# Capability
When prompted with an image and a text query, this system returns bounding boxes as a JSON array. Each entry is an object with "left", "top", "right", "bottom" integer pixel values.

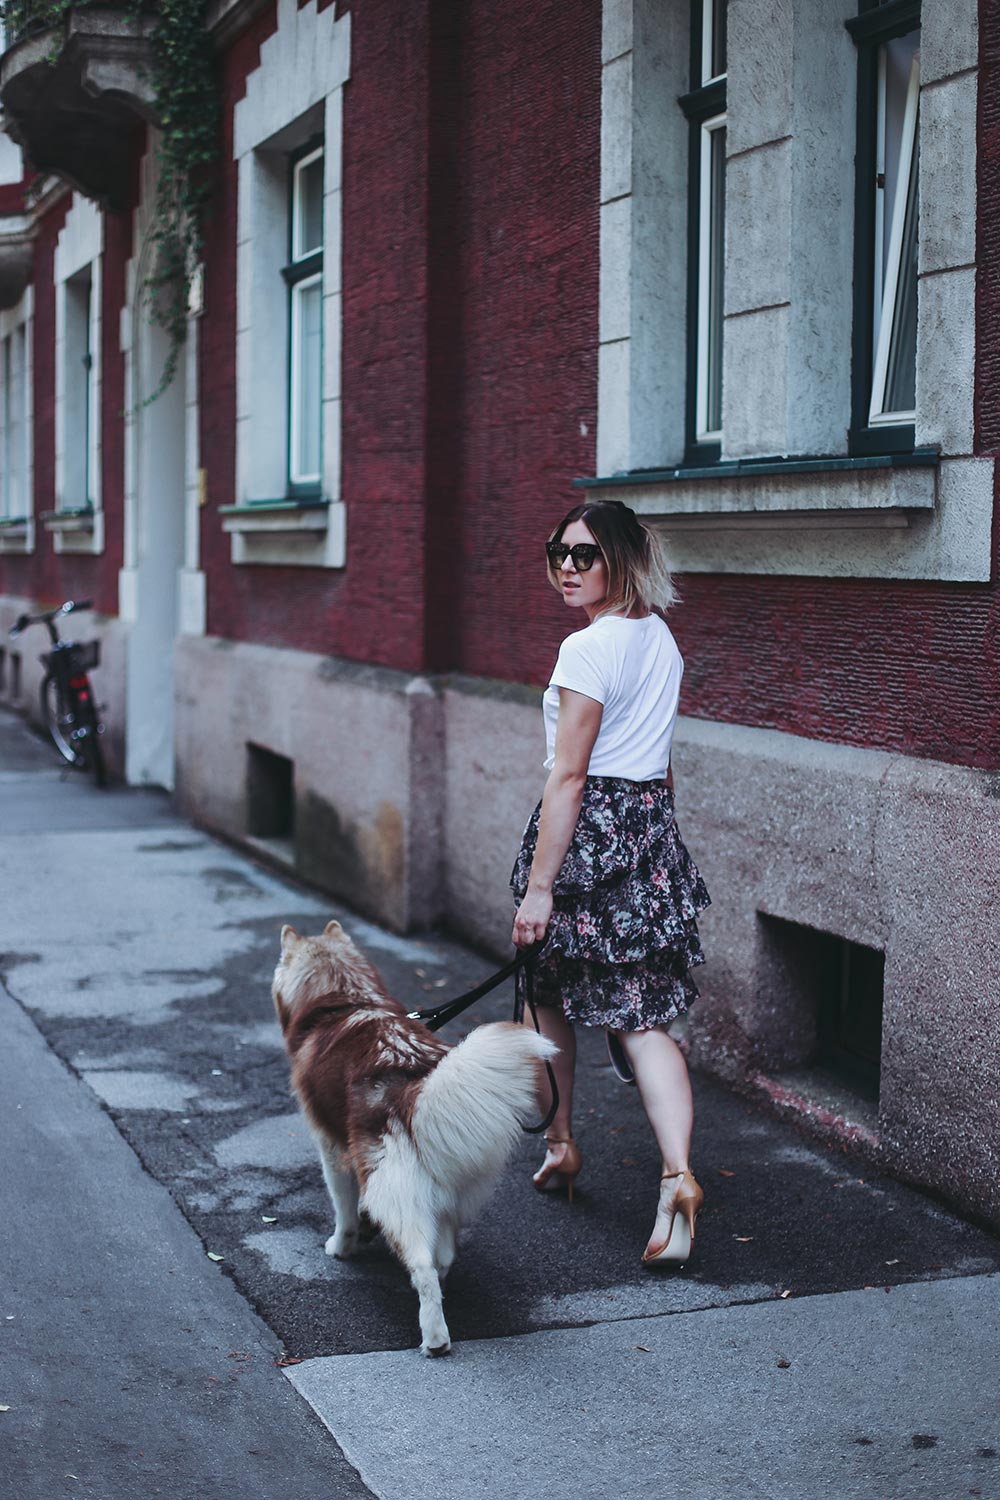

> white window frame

[
  {"left": 868, "top": 40, "right": 920, "bottom": 427},
  {"left": 701, "top": 0, "right": 726, "bottom": 87},
  {"left": 0, "top": 288, "right": 33, "bottom": 553},
  {"left": 230, "top": 0, "right": 350, "bottom": 568},
  {"left": 2, "top": 324, "right": 27, "bottom": 517},
  {"left": 62, "top": 265, "right": 99, "bottom": 505},
  {"left": 52, "top": 194, "right": 104, "bottom": 554},
  {"left": 695, "top": 112, "right": 726, "bottom": 445},
  {"left": 287, "top": 143, "right": 324, "bottom": 491}
]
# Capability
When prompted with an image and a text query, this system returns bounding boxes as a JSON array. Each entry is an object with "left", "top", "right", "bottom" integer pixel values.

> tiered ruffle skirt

[{"left": 510, "top": 776, "right": 711, "bottom": 1032}]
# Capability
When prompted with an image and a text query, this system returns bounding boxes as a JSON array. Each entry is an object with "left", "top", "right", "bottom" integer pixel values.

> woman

[{"left": 510, "top": 499, "right": 710, "bottom": 1266}]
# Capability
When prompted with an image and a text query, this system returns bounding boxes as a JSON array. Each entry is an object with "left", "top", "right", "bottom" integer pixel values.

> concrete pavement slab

[
  {"left": 288, "top": 1274, "right": 1000, "bottom": 1500},
  {"left": 0, "top": 987, "right": 373, "bottom": 1500}
]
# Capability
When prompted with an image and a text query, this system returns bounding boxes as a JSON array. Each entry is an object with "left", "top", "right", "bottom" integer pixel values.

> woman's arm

[{"left": 512, "top": 688, "right": 603, "bottom": 948}]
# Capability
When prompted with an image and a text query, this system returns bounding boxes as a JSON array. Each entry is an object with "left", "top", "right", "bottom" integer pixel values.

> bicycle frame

[{"left": 9, "top": 599, "right": 106, "bottom": 785}]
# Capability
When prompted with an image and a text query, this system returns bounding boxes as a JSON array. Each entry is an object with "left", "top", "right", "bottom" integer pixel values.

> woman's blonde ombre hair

[{"left": 546, "top": 500, "right": 678, "bottom": 618}]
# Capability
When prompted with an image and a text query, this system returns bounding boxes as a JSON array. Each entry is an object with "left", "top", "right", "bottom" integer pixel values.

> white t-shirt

[{"left": 542, "top": 613, "right": 683, "bottom": 780}]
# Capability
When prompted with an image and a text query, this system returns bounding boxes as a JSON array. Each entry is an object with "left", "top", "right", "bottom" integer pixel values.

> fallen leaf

[
  {"left": 415, "top": 968, "right": 426, "bottom": 978},
  {"left": 776, "top": 1359, "right": 791, "bottom": 1369},
  {"left": 735, "top": 1236, "right": 754, "bottom": 1243},
  {"left": 718, "top": 1169, "right": 735, "bottom": 1178},
  {"left": 275, "top": 1354, "right": 303, "bottom": 1368},
  {"left": 261, "top": 1216, "right": 278, "bottom": 1224},
  {"left": 207, "top": 1252, "right": 224, "bottom": 1263},
  {"left": 632, "top": 1345, "right": 651, "bottom": 1353}
]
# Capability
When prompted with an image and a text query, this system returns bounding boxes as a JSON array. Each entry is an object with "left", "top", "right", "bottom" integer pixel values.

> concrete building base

[{"left": 173, "top": 635, "right": 444, "bottom": 933}]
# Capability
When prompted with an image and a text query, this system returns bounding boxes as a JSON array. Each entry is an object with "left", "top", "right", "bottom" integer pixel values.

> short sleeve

[{"left": 549, "top": 627, "right": 610, "bottom": 705}]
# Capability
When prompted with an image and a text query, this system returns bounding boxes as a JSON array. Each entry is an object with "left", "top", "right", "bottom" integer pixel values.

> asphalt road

[{"left": 3, "top": 709, "right": 1000, "bottom": 1499}]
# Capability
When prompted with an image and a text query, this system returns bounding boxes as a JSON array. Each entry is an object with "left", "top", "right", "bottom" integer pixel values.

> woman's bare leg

[
  {"left": 615, "top": 1026, "right": 697, "bottom": 1256},
  {"left": 527, "top": 1003, "right": 577, "bottom": 1139},
  {"left": 615, "top": 1025, "right": 693, "bottom": 1173}
]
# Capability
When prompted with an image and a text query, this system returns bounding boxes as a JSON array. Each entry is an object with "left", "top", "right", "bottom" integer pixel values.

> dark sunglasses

[{"left": 546, "top": 541, "right": 603, "bottom": 572}]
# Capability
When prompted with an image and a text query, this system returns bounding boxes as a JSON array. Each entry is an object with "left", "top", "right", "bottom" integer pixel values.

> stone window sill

[
  {"left": 42, "top": 505, "right": 95, "bottom": 534},
  {"left": 220, "top": 498, "right": 345, "bottom": 567},
  {"left": 575, "top": 449, "right": 940, "bottom": 530},
  {"left": 41, "top": 505, "right": 105, "bottom": 554},
  {"left": 0, "top": 515, "right": 33, "bottom": 553}
]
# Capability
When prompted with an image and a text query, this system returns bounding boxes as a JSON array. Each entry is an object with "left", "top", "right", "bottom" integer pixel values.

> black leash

[{"left": 407, "top": 946, "right": 559, "bottom": 1135}]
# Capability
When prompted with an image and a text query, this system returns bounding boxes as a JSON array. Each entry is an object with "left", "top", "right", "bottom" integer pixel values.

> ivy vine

[{"left": 2, "top": 0, "right": 218, "bottom": 403}]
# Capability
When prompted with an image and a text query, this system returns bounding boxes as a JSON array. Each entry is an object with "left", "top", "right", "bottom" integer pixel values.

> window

[
  {"left": 681, "top": 0, "right": 727, "bottom": 462},
  {"left": 1, "top": 323, "right": 27, "bottom": 519},
  {"left": 848, "top": 2, "right": 920, "bottom": 454},
  {"left": 50, "top": 194, "right": 103, "bottom": 552},
  {"left": 63, "top": 265, "right": 97, "bottom": 507},
  {"left": 285, "top": 142, "right": 324, "bottom": 494},
  {"left": 229, "top": 0, "right": 347, "bottom": 565}
]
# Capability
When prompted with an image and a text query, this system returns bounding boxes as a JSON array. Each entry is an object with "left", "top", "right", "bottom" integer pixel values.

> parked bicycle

[{"left": 9, "top": 599, "right": 106, "bottom": 786}]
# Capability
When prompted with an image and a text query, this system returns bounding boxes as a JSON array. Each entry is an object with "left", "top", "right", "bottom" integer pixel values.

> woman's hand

[{"left": 512, "top": 886, "right": 553, "bottom": 949}]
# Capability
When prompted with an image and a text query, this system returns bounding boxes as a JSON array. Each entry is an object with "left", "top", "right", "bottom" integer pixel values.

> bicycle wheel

[
  {"left": 41, "top": 673, "right": 78, "bottom": 766},
  {"left": 75, "top": 692, "right": 107, "bottom": 788}
]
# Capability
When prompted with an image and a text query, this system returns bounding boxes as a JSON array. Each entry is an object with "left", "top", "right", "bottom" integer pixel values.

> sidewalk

[{"left": 2, "top": 708, "right": 999, "bottom": 1499}]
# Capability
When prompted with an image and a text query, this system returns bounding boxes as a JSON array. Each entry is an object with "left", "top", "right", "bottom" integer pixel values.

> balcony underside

[{"left": 0, "top": 8, "right": 157, "bottom": 210}]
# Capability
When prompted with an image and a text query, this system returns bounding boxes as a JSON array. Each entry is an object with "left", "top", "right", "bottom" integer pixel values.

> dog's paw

[
  {"left": 421, "top": 1339, "right": 452, "bottom": 1358},
  {"left": 325, "top": 1229, "right": 359, "bottom": 1260}
]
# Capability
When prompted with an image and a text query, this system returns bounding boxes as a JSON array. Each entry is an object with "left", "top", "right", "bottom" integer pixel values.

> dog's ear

[
  {"left": 280, "top": 924, "right": 301, "bottom": 957},
  {"left": 324, "top": 919, "right": 344, "bottom": 938}
]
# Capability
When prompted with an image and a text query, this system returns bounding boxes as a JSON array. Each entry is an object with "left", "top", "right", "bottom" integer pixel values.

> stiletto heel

[
  {"left": 641, "top": 1169, "right": 703, "bottom": 1266},
  {"left": 532, "top": 1135, "right": 582, "bottom": 1201}
]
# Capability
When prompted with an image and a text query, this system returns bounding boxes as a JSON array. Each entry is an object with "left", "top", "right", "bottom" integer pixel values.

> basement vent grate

[
  {"left": 758, "top": 914, "right": 885, "bottom": 1104},
  {"left": 246, "top": 743, "right": 295, "bottom": 860}
]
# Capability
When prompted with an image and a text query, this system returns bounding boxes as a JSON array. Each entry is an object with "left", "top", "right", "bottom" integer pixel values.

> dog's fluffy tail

[{"left": 410, "top": 1021, "right": 557, "bottom": 1192}]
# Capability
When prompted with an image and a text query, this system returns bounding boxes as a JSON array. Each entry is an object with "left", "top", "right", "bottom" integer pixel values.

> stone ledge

[
  {"left": 577, "top": 452, "right": 938, "bottom": 528},
  {"left": 220, "top": 499, "right": 330, "bottom": 535},
  {"left": 41, "top": 506, "right": 95, "bottom": 535},
  {"left": 222, "top": 498, "right": 346, "bottom": 568},
  {"left": 0, "top": 516, "right": 32, "bottom": 552}
]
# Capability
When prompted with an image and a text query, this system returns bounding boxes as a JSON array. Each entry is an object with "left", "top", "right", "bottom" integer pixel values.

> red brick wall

[
  {"left": 0, "top": 180, "right": 132, "bottom": 615},
  {"left": 200, "top": 0, "right": 433, "bottom": 671},
  {"left": 198, "top": 0, "right": 600, "bottom": 675},
  {"left": 424, "top": 0, "right": 602, "bottom": 677}
]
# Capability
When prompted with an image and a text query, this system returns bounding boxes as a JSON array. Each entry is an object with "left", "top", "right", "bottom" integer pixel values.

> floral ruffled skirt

[{"left": 510, "top": 776, "right": 711, "bottom": 1033}]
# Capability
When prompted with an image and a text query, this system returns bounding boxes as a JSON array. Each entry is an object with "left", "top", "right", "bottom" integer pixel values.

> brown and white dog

[{"left": 273, "top": 919, "right": 556, "bottom": 1356}]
